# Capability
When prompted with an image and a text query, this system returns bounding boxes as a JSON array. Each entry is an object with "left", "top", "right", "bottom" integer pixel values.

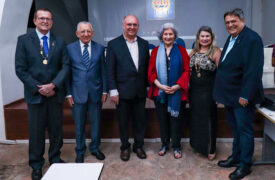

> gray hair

[
  {"left": 76, "top": 21, "right": 93, "bottom": 31},
  {"left": 157, "top": 23, "right": 178, "bottom": 42},
  {"left": 224, "top": 8, "right": 244, "bottom": 20}
]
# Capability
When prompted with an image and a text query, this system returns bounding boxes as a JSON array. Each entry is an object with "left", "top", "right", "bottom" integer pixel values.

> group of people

[{"left": 15, "top": 7, "right": 264, "bottom": 180}]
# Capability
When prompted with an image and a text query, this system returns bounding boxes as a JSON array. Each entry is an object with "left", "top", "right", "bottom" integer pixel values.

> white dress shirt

[
  {"left": 79, "top": 40, "right": 91, "bottom": 58},
  {"left": 109, "top": 36, "right": 139, "bottom": 97},
  {"left": 221, "top": 35, "right": 238, "bottom": 62},
  {"left": 125, "top": 36, "right": 139, "bottom": 70},
  {"left": 35, "top": 28, "right": 50, "bottom": 49}
]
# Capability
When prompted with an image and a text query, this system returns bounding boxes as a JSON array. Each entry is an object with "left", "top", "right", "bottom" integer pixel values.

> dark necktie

[
  {"left": 82, "top": 44, "right": 90, "bottom": 67},
  {"left": 42, "top": 36, "right": 49, "bottom": 56}
]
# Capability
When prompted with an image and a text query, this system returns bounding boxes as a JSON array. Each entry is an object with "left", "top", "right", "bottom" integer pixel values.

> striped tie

[{"left": 82, "top": 44, "right": 90, "bottom": 68}]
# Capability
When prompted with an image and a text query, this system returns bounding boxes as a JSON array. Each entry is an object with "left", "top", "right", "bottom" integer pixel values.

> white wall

[
  {"left": 0, "top": 0, "right": 6, "bottom": 140},
  {"left": 262, "top": 0, "right": 275, "bottom": 45},
  {"left": 0, "top": 0, "right": 5, "bottom": 26},
  {"left": 0, "top": 0, "right": 33, "bottom": 104},
  {"left": 251, "top": 0, "right": 262, "bottom": 36},
  {"left": 0, "top": 0, "right": 33, "bottom": 140}
]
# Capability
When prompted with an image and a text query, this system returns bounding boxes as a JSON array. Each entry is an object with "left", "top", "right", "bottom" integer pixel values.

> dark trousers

[
  {"left": 116, "top": 97, "right": 146, "bottom": 150},
  {"left": 154, "top": 100, "right": 185, "bottom": 149},
  {"left": 72, "top": 101, "right": 102, "bottom": 154},
  {"left": 28, "top": 100, "right": 63, "bottom": 170},
  {"left": 225, "top": 105, "right": 255, "bottom": 167}
]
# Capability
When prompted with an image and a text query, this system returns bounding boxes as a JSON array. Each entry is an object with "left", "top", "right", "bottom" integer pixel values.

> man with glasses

[
  {"left": 15, "top": 8, "right": 70, "bottom": 180},
  {"left": 213, "top": 8, "right": 264, "bottom": 179},
  {"left": 106, "top": 15, "right": 150, "bottom": 161},
  {"left": 66, "top": 21, "right": 107, "bottom": 163}
]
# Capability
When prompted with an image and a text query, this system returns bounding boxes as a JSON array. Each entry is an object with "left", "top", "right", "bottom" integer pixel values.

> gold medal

[
  {"left": 43, "top": 59, "right": 48, "bottom": 65},
  {"left": 40, "top": 43, "right": 48, "bottom": 65},
  {"left": 197, "top": 73, "right": 201, "bottom": 78}
]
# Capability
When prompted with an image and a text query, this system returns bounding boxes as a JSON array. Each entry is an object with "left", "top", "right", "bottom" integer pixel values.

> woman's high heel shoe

[{"left": 208, "top": 153, "right": 216, "bottom": 161}]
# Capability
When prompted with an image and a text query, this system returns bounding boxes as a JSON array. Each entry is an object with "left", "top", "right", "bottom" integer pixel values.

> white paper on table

[
  {"left": 42, "top": 163, "right": 104, "bottom": 180},
  {"left": 257, "top": 106, "right": 275, "bottom": 123}
]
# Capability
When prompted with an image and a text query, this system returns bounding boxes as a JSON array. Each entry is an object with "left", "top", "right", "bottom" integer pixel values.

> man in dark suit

[
  {"left": 213, "top": 8, "right": 264, "bottom": 180},
  {"left": 106, "top": 15, "right": 150, "bottom": 161},
  {"left": 66, "top": 21, "right": 107, "bottom": 163},
  {"left": 15, "top": 8, "right": 70, "bottom": 180}
]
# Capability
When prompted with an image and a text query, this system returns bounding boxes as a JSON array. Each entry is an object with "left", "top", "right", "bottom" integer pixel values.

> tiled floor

[{"left": 0, "top": 141, "right": 274, "bottom": 180}]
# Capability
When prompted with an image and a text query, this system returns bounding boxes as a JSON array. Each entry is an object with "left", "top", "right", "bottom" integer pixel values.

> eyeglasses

[
  {"left": 37, "top": 17, "right": 52, "bottom": 22},
  {"left": 79, "top": 30, "right": 94, "bottom": 34},
  {"left": 126, "top": 23, "right": 138, "bottom": 27}
]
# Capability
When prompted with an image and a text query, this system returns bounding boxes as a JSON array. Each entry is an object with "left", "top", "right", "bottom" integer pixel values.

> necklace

[
  {"left": 40, "top": 43, "right": 48, "bottom": 65},
  {"left": 194, "top": 53, "right": 204, "bottom": 78},
  {"left": 195, "top": 63, "right": 201, "bottom": 78}
]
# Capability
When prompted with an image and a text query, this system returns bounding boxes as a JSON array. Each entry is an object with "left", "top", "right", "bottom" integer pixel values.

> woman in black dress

[{"left": 189, "top": 26, "right": 221, "bottom": 160}]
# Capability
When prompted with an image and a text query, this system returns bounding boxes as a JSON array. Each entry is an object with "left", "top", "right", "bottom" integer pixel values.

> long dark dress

[{"left": 189, "top": 52, "right": 217, "bottom": 156}]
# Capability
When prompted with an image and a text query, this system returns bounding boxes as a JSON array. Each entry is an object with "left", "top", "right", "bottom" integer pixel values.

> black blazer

[
  {"left": 15, "top": 31, "right": 70, "bottom": 104},
  {"left": 213, "top": 26, "right": 264, "bottom": 107},
  {"left": 106, "top": 35, "right": 150, "bottom": 99}
]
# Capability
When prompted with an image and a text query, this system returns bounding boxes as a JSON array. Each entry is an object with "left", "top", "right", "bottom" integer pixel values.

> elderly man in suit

[
  {"left": 66, "top": 21, "right": 107, "bottom": 163},
  {"left": 213, "top": 8, "right": 264, "bottom": 180},
  {"left": 15, "top": 8, "right": 70, "bottom": 180},
  {"left": 106, "top": 15, "right": 150, "bottom": 161}
]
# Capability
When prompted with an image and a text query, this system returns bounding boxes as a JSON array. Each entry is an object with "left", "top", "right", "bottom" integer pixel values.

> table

[
  {"left": 42, "top": 163, "right": 103, "bottom": 180},
  {"left": 254, "top": 106, "right": 275, "bottom": 165}
]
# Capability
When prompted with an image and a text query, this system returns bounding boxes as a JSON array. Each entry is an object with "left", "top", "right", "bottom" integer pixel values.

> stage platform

[{"left": 5, "top": 88, "right": 274, "bottom": 140}]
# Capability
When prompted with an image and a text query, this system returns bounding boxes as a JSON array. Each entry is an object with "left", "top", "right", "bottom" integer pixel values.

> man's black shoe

[
  {"left": 133, "top": 148, "right": 147, "bottom": 159},
  {"left": 91, "top": 150, "right": 105, "bottom": 160},
  {"left": 218, "top": 156, "right": 239, "bottom": 168},
  {"left": 75, "top": 154, "right": 84, "bottom": 163},
  {"left": 229, "top": 166, "right": 251, "bottom": 180},
  {"left": 31, "top": 169, "right": 42, "bottom": 180},
  {"left": 120, "top": 148, "right": 130, "bottom": 161}
]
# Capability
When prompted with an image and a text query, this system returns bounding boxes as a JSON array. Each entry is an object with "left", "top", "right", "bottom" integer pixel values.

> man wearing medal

[{"left": 15, "top": 8, "right": 70, "bottom": 180}]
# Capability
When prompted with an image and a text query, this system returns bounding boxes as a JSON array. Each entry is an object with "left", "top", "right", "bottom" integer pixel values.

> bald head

[
  {"left": 123, "top": 15, "right": 138, "bottom": 23},
  {"left": 122, "top": 15, "right": 139, "bottom": 40}
]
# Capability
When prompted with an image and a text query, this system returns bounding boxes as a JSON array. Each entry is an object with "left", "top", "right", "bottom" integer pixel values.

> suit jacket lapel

[
  {"left": 137, "top": 37, "right": 143, "bottom": 71},
  {"left": 76, "top": 41, "right": 83, "bottom": 63},
  {"left": 48, "top": 33, "right": 56, "bottom": 62},
  {"left": 119, "top": 35, "right": 137, "bottom": 71},
  {"left": 218, "top": 36, "right": 230, "bottom": 66},
  {"left": 230, "top": 26, "right": 246, "bottom": 51},
  {"left": 89, "top": 41, "right": 96, "bottom": 68},
  {"left": 30, "top": 31, "right": 41, "bottom": 57},
  {"left": 220, "top": 26, "right": 247, "bottom": 65},
  {"left": 72, "top": 41, "right": 87, "bottom": 70}
]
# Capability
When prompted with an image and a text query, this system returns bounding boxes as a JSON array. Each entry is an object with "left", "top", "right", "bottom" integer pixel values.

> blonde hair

[{"left": 190, "top": 26, "right": 219, "bottom": 59}]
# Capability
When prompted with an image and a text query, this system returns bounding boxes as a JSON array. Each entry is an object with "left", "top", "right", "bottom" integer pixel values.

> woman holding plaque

[
  {"left": 148, "top": 23, "right": 190, "bottom": 159},
  {"left": 189, "top": 26, "right": 221, "bottom": 160}
]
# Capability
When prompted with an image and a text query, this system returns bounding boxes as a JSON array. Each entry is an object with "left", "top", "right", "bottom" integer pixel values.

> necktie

[
  {"left": 42, "top": 36, "right": 49, "bottom": 56},
  {"left": 82, "top": 44, "right": 90, "bottom": 68}
]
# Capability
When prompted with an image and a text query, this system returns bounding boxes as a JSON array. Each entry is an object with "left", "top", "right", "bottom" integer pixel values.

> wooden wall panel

[{"left": 4, "top": 99, "right": 264, "bottom": 140}]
